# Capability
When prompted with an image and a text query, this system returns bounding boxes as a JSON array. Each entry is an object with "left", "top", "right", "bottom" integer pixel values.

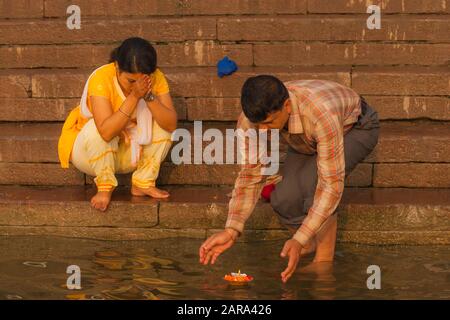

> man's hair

[{"left": 241, "top": 75, "right": 289, "bottom": 123}]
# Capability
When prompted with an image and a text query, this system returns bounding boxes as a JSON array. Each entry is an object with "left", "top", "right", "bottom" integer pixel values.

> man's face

[{"left": 256, "top": 99, "right": 291, "bottom": 130}]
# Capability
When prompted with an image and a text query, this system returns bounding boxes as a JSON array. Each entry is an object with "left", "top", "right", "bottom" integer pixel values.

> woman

[{"left": 58, "top": 37, "right": 177, "bottom": 212}]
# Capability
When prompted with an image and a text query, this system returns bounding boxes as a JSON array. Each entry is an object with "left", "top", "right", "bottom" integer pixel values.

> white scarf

[{"left": 80, "top": 66, "right": 153, "bottom": 166}]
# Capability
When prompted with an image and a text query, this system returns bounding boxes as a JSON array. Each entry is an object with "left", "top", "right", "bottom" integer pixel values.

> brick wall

[{"left": 0, "top": 0, "right": 449, "bottom": 188}]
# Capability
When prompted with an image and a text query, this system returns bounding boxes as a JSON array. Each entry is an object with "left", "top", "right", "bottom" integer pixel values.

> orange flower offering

[{"left": 223, "top": 270, "right": 253, "bottom": 285}]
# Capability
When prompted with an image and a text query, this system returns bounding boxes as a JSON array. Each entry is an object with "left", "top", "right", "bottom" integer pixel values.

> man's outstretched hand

[
  {"left": 199, "top": 229, "right": 238, "bottom": 265},
  {"left": 280, "top": 239, "right": 303, "bottom": 283}
]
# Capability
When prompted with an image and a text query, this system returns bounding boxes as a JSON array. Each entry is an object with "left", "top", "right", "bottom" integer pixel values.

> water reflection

[
  {"left": 64, "top": 249, "right": 185, "bottom": 300},
  {"left": 0, "top": 237, "right": 447, "bottom": 300}
]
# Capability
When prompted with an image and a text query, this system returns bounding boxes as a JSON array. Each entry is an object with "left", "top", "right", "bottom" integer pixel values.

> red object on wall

[{"left": 261, "top": 183, "right": 275, "bottom": 202}]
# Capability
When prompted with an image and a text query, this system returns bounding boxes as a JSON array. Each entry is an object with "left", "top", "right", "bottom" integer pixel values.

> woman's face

[{"left": 116, "top": 70, "right": 145, "bottom": 96}]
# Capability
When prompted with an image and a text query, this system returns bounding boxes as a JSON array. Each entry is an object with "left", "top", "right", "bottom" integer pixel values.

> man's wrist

[
  {"left": 291, "top": 237, "right": 303, "bottom": 249},
  {"left": 224, "top": 228, "right": 239, "bottom": 241},
  {"left": 292, "top": 231, "right": 308, "bottom": 248}
]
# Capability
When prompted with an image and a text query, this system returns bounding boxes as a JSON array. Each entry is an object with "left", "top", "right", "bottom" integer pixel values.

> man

[{"left": 199, "top": 75, "right": 380, "bottom": 283}]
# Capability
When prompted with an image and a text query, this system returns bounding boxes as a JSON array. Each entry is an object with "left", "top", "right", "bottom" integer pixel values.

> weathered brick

[
  {"left": 353, "top": 67, "right": 450, "bottom": 96},
  {"left": 44, "top": 0, "right": 176, "bottom": 17},
  {"left": 44, "top": 0, "right": 307, "bottom": 17},
  {"left": 0, "top": 18, "right": 216, "bottom": 45},
  {"left": 218, "top": 16, "right": 449, "bottom": 41},
  {"left": 186, "top": 98, "right": 241, "bottom": 121},
  {"left": 338, "top": 231, "right": 450, "bottom": 245},
  {"left": 31, "top": 67, "right": 351, "bottom": 98},
  {"left": 346, "top": 163, "right": 372, "bottom": 187},
  {"left": 0, "top": 123, "right": 60, "bottom": 162},
  {"left": 0, "top": 98, "right": 77, "bottom": 121},
  {"left": 374, "top": 163, "right": 450, "bottom": 187},
  {"left": 365, "top": 96, "right": 450, "bottom": 120},
  {"left": 339, "top": 188, "right": 450, "bottom": 232},
  {"left": 157, "top": 42, "right": 253, "bottom": 67},
  {"left": 159, "top": 201, "right": 281, "bottom": 229},
  {"left": 254, "top": 43, "right": 450, "bottom": 66},
  {"left": 184, "top": 96, "right": 450, "bottom": 121},
  {"left": 31, "top": 71, "right": 87, "bottom": 98},
  {"left": 166, "top": 66, "right": 351, "bottom": 97},
  {"left": 84, "top": 164, "right": 240, "bottom": 186},
  {"left": 173, "top": 97, "right": 188, "bottom": 120},
  {"left": 308, "top": 0, "right": 449, "bottom": 13},
  {"left": 0, "top": 72, "right": 30, "bottom": 98},
  {"left": 157, "top": 186, "right": 282, "bottom": 229},
  {"left": 0, "top": 42, "right": 252, "bottom": 69},
  {"left": 0, "top": 44, "right": 113, "bottom": 69},
  {"left": 0, "top": 187, "right": 158, "bottom": 227},
  {"left": 365, "top": 122, "right": 450, "bottom": 163},
  {"left": 0, "top": 0, "right": 43, "bottom": 18},
  {"left": 87, "top": 163, "right": 372, "bottom": 187},
  {"left": 0, "top": 163, "right": 85, "bottom": 185},
  {"left": 158, "top": 163, "right": 240, "bottom": 185},
  {"left": 0, "top": 97, "right": 183, "bottom": 121},
  {"left": 2, "top": 121, "right": 448, "bottom": 166},
  {"left": 0, "top": 226, "right": 206, "bottom": 241},
  {"left": 0, "top": 186, "right": 447, "bottom": 243}
]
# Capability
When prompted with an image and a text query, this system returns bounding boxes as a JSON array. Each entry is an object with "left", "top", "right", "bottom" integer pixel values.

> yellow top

[{"left": 57, "top": 62, "right": 170, "bottom": 168}]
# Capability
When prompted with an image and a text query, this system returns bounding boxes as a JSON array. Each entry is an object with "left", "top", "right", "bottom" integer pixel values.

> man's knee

[{"left": 270, "top": 183, "right": 304, "bottom": 219}]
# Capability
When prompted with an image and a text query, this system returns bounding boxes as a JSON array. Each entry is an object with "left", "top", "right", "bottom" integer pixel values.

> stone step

[
  {"left": 0, "top": 162, "right": 373, "bottom": 187},
  {"left": 1, "top": 42, "right": 448, "bottom": 69},
  {"left": 0, "top": 121, "right": 449, "bottom": 187},
  {"left": 1, "top": 96, "right": 449, "bottom": 122},
  {"left": 2, "top": 66, "right": 449, "bottom": 100},
  {"left": 2, "top": 0, "right": 305, "bottom": 19},
  {"left": 0, "top": 66, "right": 351, "bottom": 99},
  {"left": 0, "top": 15, "right": 448, "bottom": 44},
  {"left": 1, "top": 121, "right": 449, "bottom": 164},
  {"left": 0, "top": 186, "right": 448, "bottom": 244},
  {"left": 2, "top": 0, "right": 448, "bottom": 20}
]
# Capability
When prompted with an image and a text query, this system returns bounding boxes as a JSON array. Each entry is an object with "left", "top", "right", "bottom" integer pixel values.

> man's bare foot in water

[
  {"left": 131, "top": 185, "right": 170, "bottom": 199},
  {"left": 313, "top": 214, "right": 337, "bottom": 263},
  {"left": 300, "top": 240, "right": 317, "bottom": 257},
  {"left": 90, "top": 189, "right": 114, "bottom": 212}
]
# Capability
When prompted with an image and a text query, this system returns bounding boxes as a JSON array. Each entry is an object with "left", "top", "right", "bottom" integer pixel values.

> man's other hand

[
  {"left": 199, "top": 229, "right": 238, "bottom": 265},
  {"left": 280, "top": 239, "right": 302, "bottom": 283}
]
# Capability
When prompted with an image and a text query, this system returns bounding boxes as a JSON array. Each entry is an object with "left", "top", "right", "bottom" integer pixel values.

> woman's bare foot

[
  {"left": 90, "top": 189, "right": 114, "bottom": 212},
  {"left": 131, "top": 185, "right": 170, "bottom": 199}
]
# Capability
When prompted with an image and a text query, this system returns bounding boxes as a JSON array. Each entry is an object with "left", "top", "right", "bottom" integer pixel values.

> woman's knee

[
  {"left": 152, "top": 120, "right": 173, "bottom": 140},
  {"left": 83, "top": 119, "right": 119, "bottom": 150}
]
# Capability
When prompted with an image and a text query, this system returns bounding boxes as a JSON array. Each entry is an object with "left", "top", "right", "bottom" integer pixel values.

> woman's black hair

[
  {"left": 109, "top": 37, "right": 157, "bottom": 74},
  {"left": 241, "top": 75, "right": 289, "bottom": 123}
]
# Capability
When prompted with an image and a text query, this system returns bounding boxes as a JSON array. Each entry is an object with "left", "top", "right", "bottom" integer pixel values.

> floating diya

[{"left": 223, "top": 270, "right": 253, "bottom": 285}]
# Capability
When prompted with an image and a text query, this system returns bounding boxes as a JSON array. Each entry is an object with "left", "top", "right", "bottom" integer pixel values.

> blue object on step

[{"left": 217, "top": 56, "right": 238, "bottom": 78}]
